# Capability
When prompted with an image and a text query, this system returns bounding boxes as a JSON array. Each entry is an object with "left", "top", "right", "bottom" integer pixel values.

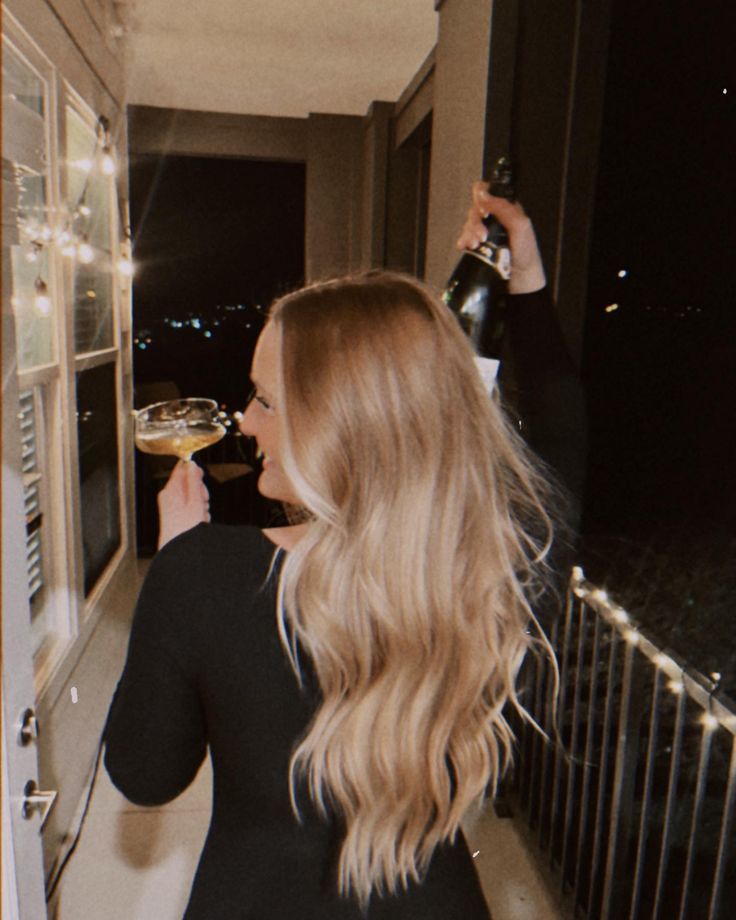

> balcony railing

[{"left": 509, "top": 567, "right": 735, "bottom": 920}]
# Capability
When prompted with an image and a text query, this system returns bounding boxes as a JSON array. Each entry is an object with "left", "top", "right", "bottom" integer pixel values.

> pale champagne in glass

[{"left": 134, "top": 398, "right": 225, "bottom": 462}]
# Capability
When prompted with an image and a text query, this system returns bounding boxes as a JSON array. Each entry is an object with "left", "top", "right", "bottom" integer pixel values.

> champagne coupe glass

[{"left": 134, "top": 398, "right": 226, "bottom": 462}]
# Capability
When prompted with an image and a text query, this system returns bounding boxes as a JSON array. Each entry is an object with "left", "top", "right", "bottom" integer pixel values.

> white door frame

[{"left": 2, "top": 310, "right": 49, "bottom": 917}]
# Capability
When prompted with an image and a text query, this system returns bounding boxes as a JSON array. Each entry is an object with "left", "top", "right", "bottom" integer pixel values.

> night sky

[
  {"left": 130, "top": 155, "right": 305, "bottom": 410},
  {"left": 582, "top": 0, "right": 735, "bottom": 541}
]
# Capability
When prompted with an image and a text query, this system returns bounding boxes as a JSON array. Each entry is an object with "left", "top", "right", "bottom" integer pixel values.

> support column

[
  {"left": 305, "top": 113, "right": 363, "bottom": 281},
  {"left": 424, "top": 0, "right": 493, "bottom": 292}
]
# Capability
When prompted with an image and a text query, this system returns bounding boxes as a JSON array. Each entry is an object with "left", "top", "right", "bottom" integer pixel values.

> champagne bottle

[{"left": 443, "top": 156, "right": 515, "bottom": 389}]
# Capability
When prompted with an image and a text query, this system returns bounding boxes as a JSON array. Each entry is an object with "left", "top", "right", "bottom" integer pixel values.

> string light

[
  {"left": 700, "top": 712, "right": 719, "bottom": 732},
  {"left": 77, "top": 236, "right": 94, "bottom": 264},
  {"left": 34, "top": 277, "right": 52, "bottom": 316},
  {"left": 667, "top": 679, "right": 685, "bottom": 695},
  {"left": 117, "top": 255, "right": 134, "bottom": 276},
  {"left": 97, "top": 115, "right": 117, "bottom": 177},
  {"left": 653, "top": 652, "right": 675, "bottom": 673}
]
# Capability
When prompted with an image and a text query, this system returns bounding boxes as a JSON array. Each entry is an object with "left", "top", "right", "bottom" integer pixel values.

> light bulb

[
  {"left": 100, "top": 147, "right": 116, "bottom": 176},
  {"left": 34, "top": 278, "right": 52, "bottom": 316},
  {"left": 117, "top": 256, "right": 134, "bottom": 277},
  {"left": 77, "top": 240, "right": 94, "bottom": 264}
]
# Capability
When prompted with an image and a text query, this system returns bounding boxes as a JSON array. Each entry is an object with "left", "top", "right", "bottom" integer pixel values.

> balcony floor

[{"left": 55, "top": 757, "right": 564, "bottom": 918}]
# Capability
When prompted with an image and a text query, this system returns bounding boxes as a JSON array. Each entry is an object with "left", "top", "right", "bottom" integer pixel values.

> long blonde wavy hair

[{"left": 268, "top": 272, "right": 555, "bottom": 906}]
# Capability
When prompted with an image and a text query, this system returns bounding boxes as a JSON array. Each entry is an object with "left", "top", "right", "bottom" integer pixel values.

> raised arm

[{"left": 457, "top": 181, "right": 587, "bottom": 526}]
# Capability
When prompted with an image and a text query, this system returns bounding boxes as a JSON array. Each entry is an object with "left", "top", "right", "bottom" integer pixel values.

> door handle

[
  {"left": 21, "top": 780, "right": 57, "bottom": 828},
  {"left": 18, "top": 708, "right": 39, "bottom": 746}
]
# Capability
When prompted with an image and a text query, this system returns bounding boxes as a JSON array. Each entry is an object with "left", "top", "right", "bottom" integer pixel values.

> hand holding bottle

[
  {"left": 456, "top": 181, "right": 546, "bottom": 294},
  {"left": 157, "top": 460, "right": 211, "bottom": 550}
]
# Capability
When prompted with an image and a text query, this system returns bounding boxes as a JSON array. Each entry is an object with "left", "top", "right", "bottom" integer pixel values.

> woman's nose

[{"left": 238, "top": 400, "right": 257, "bottom": 437}]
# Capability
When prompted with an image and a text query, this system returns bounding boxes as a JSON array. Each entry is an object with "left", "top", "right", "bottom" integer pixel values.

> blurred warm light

[
  {"left": 77, "top": 240, "right": 94, "bottom": 264},
  {"left": 100, "top": 150, "right": 116, "bottom": 176},
  {"left": 117, "top": 256, "right": 134, "bottom": 277},
  {"left": 605, "top": 303, "right": 619, "bottom": 313},
  {"left": 700, "top": 712, "right": 719, "bottom": 732},
  {"left": 617, "top": 269, "right": 628, "bottom": 278}
]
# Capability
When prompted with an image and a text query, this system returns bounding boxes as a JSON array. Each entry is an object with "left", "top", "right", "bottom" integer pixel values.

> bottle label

[
  {"left": 474, "top": 356, "right": 500, "bottom": 393},
  {"left": 466, "top": 244, "right": 512, "bottom": 281}
]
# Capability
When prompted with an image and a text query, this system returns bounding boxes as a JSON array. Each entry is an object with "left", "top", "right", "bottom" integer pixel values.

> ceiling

[{"left": 123, "top": 0, "right": 438, "bottom": 118}]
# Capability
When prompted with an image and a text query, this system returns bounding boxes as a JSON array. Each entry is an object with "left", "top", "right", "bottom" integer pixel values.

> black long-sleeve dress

[
  {"left": 104, "top": 286, "right": 585, "bottom": 918},
  {"left": 104, "top": 524, "right": 492, "bottom": 919}
]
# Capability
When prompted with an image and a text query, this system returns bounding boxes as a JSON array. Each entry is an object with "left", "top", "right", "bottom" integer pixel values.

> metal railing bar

[
  {"left": 629, "top": 667, "right": 664, "bottom": 920},
  {"left": 560, "top": 599, "right": 589, "bottom": 891},
  {"left": 548, "top": 588, "right": 576, "bottom": 869},
  {"left": 587, "top": 627, "right": 620, "bottom": 914},
  {"left": 512, "top": 571, "right": 736, "bottom": 920},
  {"left": 572, "top": 611, "right": 603, "bottom": 911},
  {"left": 571, "top": 572, "right": 735, "bottom": 736},
  {"left": 601, "top": 637, "right": 637, "bottom": 920},
  {"left": 676, "top": 722, "right": 715, "bottom": 920},
  {"left": 523, "top": 645, "right": 543, "bottom": 816},
  {"left": 537, "top": 619, "right": 558, "bottom": 850},
  {"left": 708, "top": 734, "right": 736, "bottom": 920},
  {"left": 651, "top": 687, "right": 687, "bottom": 920}
]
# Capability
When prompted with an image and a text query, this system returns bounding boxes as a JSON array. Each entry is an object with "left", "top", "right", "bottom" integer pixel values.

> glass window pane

[
  {"left": 74, "top": 253, "right": 113, "bottom": 353},
  {"left": 76, "top": 362, "right": 121, "bottom": 596},
  {"left": 2, "top": 39, "right": 44, "bottom": 117},
  {"left": 66, "top": 107, "right": 115, "bottom": 353},
  {"left": 2, "top": 42, "right": 56, "bottom": 371},
  {"left": 10, "top": 238, "right": 55, "bottom": 369}
]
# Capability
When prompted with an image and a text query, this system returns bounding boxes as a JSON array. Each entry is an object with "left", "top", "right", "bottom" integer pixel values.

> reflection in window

[
  {"left": 3, "top": 42, "right": 56, "bottom": 370},
  {"left": 76, "top": 363, "right": 121, "bottom": 595},
  {"left": 66, "top": 107, "right": 115, "bottom": 353}
]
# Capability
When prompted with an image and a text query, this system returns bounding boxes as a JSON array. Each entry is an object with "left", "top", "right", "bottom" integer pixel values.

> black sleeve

[
  {"left": 103, "top": 534, "right": 207, "bottom": 806},
  {"left": 503, "top": 287, "right": 587, "bottom": 530}
]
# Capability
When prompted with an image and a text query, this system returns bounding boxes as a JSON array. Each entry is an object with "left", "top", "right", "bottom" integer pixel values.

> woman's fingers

[{"left": 156, "top": 461, "right": 211, "bottom": 549}]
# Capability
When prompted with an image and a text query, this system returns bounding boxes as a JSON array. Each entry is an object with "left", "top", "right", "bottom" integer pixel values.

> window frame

[{"left": 3, "top": 14, "right": 132, "bottom": 695}]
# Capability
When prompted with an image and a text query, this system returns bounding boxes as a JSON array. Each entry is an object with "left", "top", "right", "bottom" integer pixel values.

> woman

[{"left": 104, "top": 186, "right": 566, "bottom": 918}]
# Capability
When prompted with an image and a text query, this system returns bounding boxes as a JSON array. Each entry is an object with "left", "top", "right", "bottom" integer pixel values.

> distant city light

[
  {"left": 605, "top": 303, "right": 619, "bottom": 313},
  {"left": 617, "top": 269, "right": 628, "bottom": 278},
  {"left": 204, "top": 330, "right": 212, "bottom": 338},
  {"left": 723, "top": 88, "right": 728, "bottom": 95},
  {"left": 191, "top": 318, "right": 201, "bottom": 329}
]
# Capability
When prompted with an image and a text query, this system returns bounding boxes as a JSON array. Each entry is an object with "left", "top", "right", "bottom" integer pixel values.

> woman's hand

[
  {"left": 157, "top": 461, "right": 210, "bottom": 550},
  {"left": 456, "top": 181, "right": 546, "bottom": 294}
]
